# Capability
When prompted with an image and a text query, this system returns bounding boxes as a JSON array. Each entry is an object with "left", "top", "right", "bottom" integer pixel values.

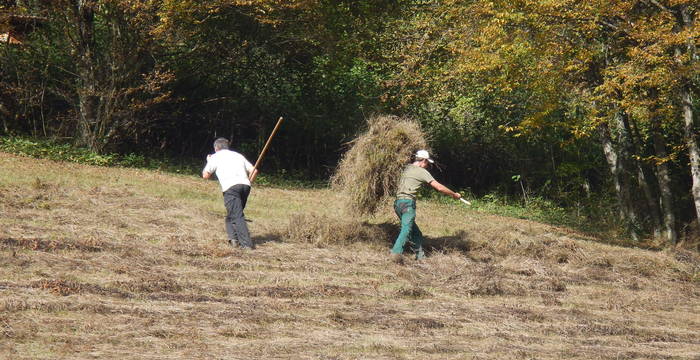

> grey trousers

[{"left": 223, "top": 184, "right": 253, "bottom": 249}]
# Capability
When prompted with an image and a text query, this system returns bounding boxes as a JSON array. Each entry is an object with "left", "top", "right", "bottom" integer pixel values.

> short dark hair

[{"left": 213, "top": 138, "right": 230, "bottom": 150}]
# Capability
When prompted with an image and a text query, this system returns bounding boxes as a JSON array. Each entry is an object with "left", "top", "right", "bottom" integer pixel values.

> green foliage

[
  {"left": 253, "top": 172, "right": 328, "bottom": 189},
  {"left": 0, "top": 136, "right": 198, "bottom": 174},
  {"left": 0, "top": 137, "right": 116, "bottom": 166},
  {"left": 1, "top": 0, "right": 699, "bottom": 240},
  {"left": 424, "top": 188, "right": 618, "bottom": 236},
  {"left": 0, "top": 136, "right": 329, "bottom": 188},
  {"left": 474, "top": 195, "right": 572, "bottom": 226}
]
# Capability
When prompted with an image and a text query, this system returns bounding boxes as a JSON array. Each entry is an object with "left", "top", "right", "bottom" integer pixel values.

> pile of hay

[
  {"left": 331, "top": 115, "right": 428, "bottom": 216},
  {"left": 279, "top": 213, "right": 397, "bottom": 248}
]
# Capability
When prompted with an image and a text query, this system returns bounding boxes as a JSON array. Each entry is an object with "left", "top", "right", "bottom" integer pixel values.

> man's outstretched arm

[
  {"left": 429, "top": 180, "right": 461, "bottom": 199},
  {"left": 203, "top": 154, "right": 214, "bottom": 179}
]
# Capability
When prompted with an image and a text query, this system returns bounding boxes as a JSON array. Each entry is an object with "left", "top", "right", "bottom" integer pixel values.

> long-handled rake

[{"left": 250, "top": 116, "right": 284, "bottom": 182}]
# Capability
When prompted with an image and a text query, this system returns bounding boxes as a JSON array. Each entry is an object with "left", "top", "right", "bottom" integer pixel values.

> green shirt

[{"left": 396, "top": 164, "right": 435, "bottom": 199}]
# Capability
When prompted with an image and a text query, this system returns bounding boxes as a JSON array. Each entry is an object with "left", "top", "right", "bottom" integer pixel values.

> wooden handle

[{"left": 252, "top": 116, "right": 284, "bottom": 172}]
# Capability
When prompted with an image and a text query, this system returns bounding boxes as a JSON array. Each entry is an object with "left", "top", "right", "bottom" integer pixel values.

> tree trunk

[
  {"left": 65, "top": 0, "right": 117, "bottom": 153},
  {"left": 598, "top": 122, "right": 639, "bottom": 240},
  {"left": 0, "top": 103, "right": 8, "bottom": 134},
  {"left": 680, "top": 6, "right": 700, "bottom": 227},
  {"left": 652, "top": 127, "right": 678, "bottom": 244},
  {"left": 625, "top": 115, "right": 663, "bottom": 238},
  {"left": 70, "top": 0, "right": 101, "bottom": 151},
  {"left": 614, "top": 111, "right": 650, "bottom": 231},
  {"left": 681, "top": 87, "right": 700, "bottom": 227}
]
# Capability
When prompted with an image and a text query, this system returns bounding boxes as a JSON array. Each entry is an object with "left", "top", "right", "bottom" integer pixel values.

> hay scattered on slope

[
  {"left": 280, "top": 213, "right": 396, "bottom": 248},
  {"left": 332, "top": 115, "right": 428, "bottom": 216}
]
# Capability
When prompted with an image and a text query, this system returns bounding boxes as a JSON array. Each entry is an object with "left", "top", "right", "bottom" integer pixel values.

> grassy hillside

[{"left": 0, "top": 152, "right": 698, "bottom": 359}]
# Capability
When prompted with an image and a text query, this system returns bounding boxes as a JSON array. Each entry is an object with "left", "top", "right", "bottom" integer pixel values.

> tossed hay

[{"left": 332, "top": 115, "right": 428, "bottom": 216}]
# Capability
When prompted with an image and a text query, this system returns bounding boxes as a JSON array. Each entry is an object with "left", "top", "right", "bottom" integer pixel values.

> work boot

[{"left": 390, "top": 252, "right": 404, "bottom": 265}]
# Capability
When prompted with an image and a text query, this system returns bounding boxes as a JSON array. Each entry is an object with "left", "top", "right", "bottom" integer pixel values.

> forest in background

[{"left": 0, "top": 0, "right": 699, "bottom": 245}]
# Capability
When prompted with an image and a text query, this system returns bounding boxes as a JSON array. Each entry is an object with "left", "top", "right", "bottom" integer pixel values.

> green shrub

[
  {"left": 0, "top": 136, "right": 320, "bottom": 187},
  {"left": 0, "top": 136, "right": 196, "bottom": 173}
]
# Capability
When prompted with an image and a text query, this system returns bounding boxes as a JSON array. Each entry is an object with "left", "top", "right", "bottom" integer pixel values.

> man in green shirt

[{"left": 391, "top": 150, "right": 461, "bottom": 264}]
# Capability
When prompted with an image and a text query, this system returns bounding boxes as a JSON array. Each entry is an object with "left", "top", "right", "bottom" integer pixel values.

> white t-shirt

[{"left": 203, "top": 149, "right": 254, "bottom": 191}]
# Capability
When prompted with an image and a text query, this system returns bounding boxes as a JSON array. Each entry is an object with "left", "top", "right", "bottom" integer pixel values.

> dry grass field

[{"left": 1, "top": 152, "right": 699, "bottom": 359}]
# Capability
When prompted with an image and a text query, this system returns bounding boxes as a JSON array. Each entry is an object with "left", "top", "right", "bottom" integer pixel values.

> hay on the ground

[
  {"left": 331, "top": 115, "right": 428, "bottom": 216},
  {"left": 280, "top": 213, "right": 396, "bottom": 248}
]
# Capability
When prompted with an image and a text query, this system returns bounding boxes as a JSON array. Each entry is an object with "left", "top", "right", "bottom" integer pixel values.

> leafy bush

[
  {"left": 0, "top": 136, "right": 197, "bottom": 174},
  {"left": 0, "top": 136, "right": 323, "bottom": 187},
  {"left": 0, "top": 137, "right": 114, "bottom": 166}
]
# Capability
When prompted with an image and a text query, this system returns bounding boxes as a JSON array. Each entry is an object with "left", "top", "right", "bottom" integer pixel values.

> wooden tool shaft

[{"left": 252, "top": 116, "right": 284, "bottom": 172}]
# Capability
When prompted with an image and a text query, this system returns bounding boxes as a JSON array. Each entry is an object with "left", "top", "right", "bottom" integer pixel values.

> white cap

[{"left": 415, "top": 149, "right": 434, "bottom": 163}]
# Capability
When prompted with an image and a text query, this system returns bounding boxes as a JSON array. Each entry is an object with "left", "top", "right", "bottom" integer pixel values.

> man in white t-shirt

[{"left": 202, "top": 138, "right": 259, "bottom": 249}]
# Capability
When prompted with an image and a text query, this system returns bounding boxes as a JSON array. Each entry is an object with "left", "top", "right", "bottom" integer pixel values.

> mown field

[{"left": 1, "top": 152, "right": 699, "bottom": 359}]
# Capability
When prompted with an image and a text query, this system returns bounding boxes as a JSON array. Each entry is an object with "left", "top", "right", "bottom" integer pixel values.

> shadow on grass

[
  {"left": 275, "top": 213, "right": 474, "bottom": 255},
  {"left": 423, "top": 230, "right": 471, "bottom": 253},
  {"left": 348, "top": 222, "right": 472, "bottom": 255},
  {"left": 252, "top": 233, "right": 283, "bottom": 246}
]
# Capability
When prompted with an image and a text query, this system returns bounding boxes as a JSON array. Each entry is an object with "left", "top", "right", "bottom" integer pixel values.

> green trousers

[{"left": 391, "top": 199, "right": 425, "bottom": 259}]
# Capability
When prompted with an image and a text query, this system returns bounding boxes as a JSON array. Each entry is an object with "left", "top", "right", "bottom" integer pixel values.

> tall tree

[
  {"left": 28, "top": 0, "right": 169, "bottom": 152},
  {"left": 677, "top": 4, "right": 700, "bottom": 227}
]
